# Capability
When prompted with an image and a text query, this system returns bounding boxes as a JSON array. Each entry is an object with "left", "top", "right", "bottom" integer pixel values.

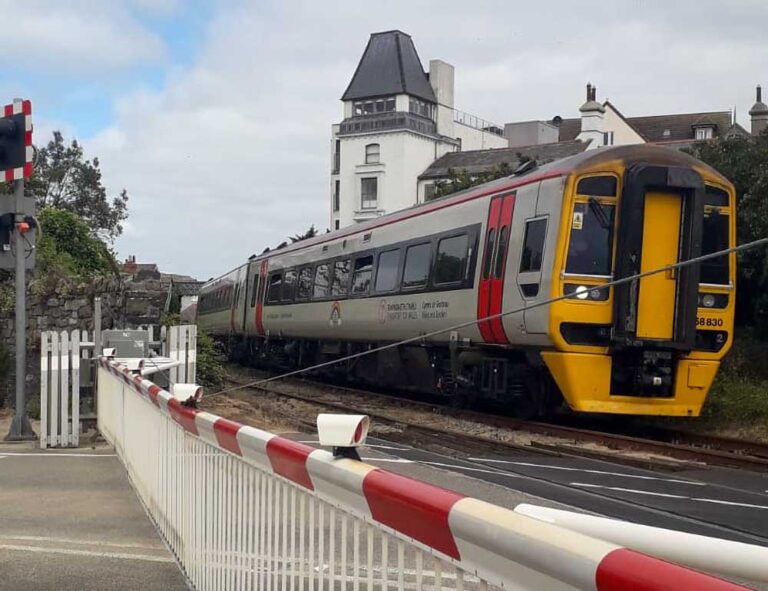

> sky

[{"left": 3, "top": 0, "right": 767, "bottom": 280}]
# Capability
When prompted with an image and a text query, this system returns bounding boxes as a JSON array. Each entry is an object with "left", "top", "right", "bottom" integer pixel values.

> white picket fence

[{"left": 40, "top": 330, "right": 89, "bottom": 448}]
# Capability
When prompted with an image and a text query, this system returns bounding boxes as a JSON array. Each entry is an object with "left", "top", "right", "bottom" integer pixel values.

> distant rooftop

[{"left": 341, "top": 30, "right": 436, "bottom": 103}]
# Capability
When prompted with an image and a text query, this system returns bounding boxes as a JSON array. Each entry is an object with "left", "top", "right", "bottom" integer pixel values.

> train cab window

[
  {"left": 576, "top": 175, "right": 617, "bottom": 197},
  {"left": 705, "top": 186, "right": 729, "bottom": 207},
  {"left": 282, "top": 270, "right": 297, "bottom": 302},
  {"left": 402, "top": 243, "right": 431, "bottom": 289},
  {"left": 331, "top": 260, "right": 350, "bottom": 296},
  {"left": 435, "top": 235, "right": 469, "bottom": 285},
  {"left": 267, "top": 273, "right": 283, "bottom": 303},
  {"left": 494, "top": 226, "right": 509, "bottom": 279},
  {"left": 520, "top": 219, "right": 547, "bottom": 272},
  {"left": 374, "top": 249, "right": 400, "bottom": 292},
  {"left": 351, "top": 256, "right": 373, "bottom": 295},
  {"left": 701, "top": 208, "right": 730, "bottom": 285},
  {"left": 313, "top": 264, "right": 330, "bottom": 298},
  {"left": 482, "top": 229, "right": 496, "bottom": 279},
  {"left": 565, "top": 201, "right": 615, "bottom": 276},
  {"left": 297, "top": 267, "right": 313, "bottom": 300}
]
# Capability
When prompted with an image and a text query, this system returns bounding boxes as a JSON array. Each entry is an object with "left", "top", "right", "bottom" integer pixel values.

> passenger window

[
  {"left": 520, "top": 219, "right": 548, "bottom": 273},
  {"left": 577, "top": 176, "right": 617, "bottom": 197},
  {"left": 375, "top": 249, "right": 400, "bottom": 292},
  {"left": 313, "top": 264, "right": 330, "bottom": 298},
  {"left": 434, "top": 235, "right": 468, "bottom": 285},
  {"left": 331, "top": 260, "right": 350, "bottom": 296},
  {"left": 402, "top": 243, "right": 431, "bottom": 289},
  {"left": 297, "top": 267, "right": 313, "bottom": 299},
  {"left": 565, "top": 202, "right": 614, "bottom": 276},
  {"left": 494, "top": 226, "right": 508, "bottom": 278},
  {"left": 351, "top": 256, "right": 373, "bottom": 295},
  {"left": 250, "top": 276, "right": 259, "bottom": 307},
  {"left": 282, "top": 270, "right": 297, "bottom": 302},
  {"left": 267, "top": 273, "right": 282, "bottom": 303},
  {"left": 482, "top": 228, "right": 496, "bottom": 279}
]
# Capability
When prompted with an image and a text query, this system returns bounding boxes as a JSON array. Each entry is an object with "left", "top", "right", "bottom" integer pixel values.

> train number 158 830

[{"left": 696, "top": 317, "right": 724, "bottom": 327}]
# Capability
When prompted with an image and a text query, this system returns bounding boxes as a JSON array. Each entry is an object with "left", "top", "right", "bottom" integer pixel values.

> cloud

[
  {"left": 2, "top": 1, "right": 166, "bottom": 71},
  {"left": 83, "top": 0, "right": 768, "bottom": 279}
]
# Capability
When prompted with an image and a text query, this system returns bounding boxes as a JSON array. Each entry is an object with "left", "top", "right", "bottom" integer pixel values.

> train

[{"left": 198, "top": 145, "right": 736, "bottom": 417}]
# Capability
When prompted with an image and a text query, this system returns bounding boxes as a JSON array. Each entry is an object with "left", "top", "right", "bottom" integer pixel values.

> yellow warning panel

[{"left": 636, "top": 191, "right": 682, "bottom": 340}]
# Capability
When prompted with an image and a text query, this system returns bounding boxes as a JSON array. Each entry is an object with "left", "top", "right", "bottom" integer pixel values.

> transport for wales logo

[{"left": 329, "top": 301, "right": 342, "bottom": 326}]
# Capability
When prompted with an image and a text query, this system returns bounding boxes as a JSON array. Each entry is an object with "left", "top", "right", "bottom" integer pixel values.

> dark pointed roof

[{"left": 342, "top": 30, "right": 436, "bottom": 103}]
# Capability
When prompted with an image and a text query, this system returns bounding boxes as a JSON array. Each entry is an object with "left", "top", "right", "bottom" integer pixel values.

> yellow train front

[{"left": 545, "top": 145, "right": 735, "bottom": 416}]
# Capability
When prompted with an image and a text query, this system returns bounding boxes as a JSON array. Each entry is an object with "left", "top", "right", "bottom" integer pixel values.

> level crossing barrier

[{"left": 96, "top": 357, "right": 752, "bottom": 591}]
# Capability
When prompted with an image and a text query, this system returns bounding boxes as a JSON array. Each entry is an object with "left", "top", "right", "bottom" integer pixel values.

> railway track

[{"left": 214, "top": 367, "right": 768, "bottom": 473}]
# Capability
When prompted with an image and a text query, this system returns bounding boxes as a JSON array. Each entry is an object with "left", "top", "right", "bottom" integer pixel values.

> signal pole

[{"left": 6, "top": 177, "right": 34, "bottom": 440}]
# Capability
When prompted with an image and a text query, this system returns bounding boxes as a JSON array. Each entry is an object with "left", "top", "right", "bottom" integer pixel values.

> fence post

[
  {"left": 60, "top": 330, "right": 70, "bottom": 447},
  {"left": 40, "top": 331, "right": 49, "bottom": 449},
  {"left": 50, "top": 331, "right": 60, "bottom": 447},
  {"left": 70, "top": 329, "right": 80, "bottom": 447}
]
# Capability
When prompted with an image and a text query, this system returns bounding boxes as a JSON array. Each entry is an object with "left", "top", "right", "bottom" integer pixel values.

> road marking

[
  {"left": 0, "top": 452, "right": 116, "bottom": 457},
  {"left": 300, "top": 440, "right": 410, "bottom": 451},
  {"left": 0, "top": 543, "right": 174, "bottom": 563},
  {"left": 0, "top": 535, "right": 164, "bottom": 551},
  {"left": 469, "top": 458, "right": 705, "bottom": 486},
  {"left": 571, "top": 483, "right": 768, "bottom": 510},
  {"left": 361, "top": 457, "right": 414, "bottom": 463}
]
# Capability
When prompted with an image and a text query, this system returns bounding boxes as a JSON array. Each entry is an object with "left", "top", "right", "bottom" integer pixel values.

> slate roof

[
  {"left": 341, "top": 30, "right": 436, "bottom": 103},
  {"left": 556, "top": 109, "right": 733, "bottom": 143},
  {"left": 419, "top": 140, "right": 588, "bottom": 180}
]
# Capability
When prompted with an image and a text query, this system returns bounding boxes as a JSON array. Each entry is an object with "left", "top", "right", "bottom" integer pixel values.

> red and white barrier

[{"left": 97, "top": 359, "right": 753, "bottom": 591}]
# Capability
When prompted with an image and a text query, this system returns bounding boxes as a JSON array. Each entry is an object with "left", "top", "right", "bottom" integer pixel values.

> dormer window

[
  {"left": 695, "top": 127, "right": 713, "bottom": 140},
  {"left": 365, "top": 143, "right": 380, "bottom": 164},
  {"left": 409, "top": 97, "right": 434, "bottom": 119},
  {"left": 353, "top": 97, "right": 396, "bottom": 116}
]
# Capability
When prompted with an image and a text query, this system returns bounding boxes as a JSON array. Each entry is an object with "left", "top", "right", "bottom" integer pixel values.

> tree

[
  {"left": 290, "top": 224, "right": 318, "bottom": 243},
  {"left": 433, "top": 161, "right": 517, "bottom": 199},
  {"left": 24, "top": 131, "right": 128, "bottom": 242},
  {"left": 688, "top": 132, "right": 768, "bottom": 334}
]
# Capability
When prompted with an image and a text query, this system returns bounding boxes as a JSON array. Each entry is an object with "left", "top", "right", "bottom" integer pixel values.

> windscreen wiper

[{"left": 588, "top": 197, "right": 612, "bottom": 230}]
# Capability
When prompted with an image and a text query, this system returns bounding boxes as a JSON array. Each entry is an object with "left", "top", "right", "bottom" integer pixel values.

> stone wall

[{"left": 0, "top": 274, "right": 171, "bottom": 408}]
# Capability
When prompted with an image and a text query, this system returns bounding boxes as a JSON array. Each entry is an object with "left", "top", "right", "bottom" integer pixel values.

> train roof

[{"left": 203, "top": 144, "right": 731, "bottom": 288}]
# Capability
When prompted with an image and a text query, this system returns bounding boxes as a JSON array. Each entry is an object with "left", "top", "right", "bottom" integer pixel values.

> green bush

[
  {"left": 36, "top": 207, "right": 117, "bottom": 277},
  {"left": 196, "top": 329, "right": 225, "bottom": 389}
]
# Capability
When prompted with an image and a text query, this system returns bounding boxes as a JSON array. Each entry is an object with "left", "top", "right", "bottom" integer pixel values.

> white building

[{"left": 330, "top": 30, "right": 507, "bottom": 229}]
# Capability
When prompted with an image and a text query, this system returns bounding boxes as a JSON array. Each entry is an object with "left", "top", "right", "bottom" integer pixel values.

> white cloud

[
  {"left": 2, "top": 1, "right": 166, "bottom": 71},
  {"left": 84, "top": 0, "right": 768, "bottom": 279}
]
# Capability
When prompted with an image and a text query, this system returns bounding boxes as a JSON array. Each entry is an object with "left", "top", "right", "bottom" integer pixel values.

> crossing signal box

[{"left": 0, "top": 99, "right": 33, "bottom": 181}]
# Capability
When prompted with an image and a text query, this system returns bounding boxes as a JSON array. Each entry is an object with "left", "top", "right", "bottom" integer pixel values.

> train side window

[
  {"left": 494, "top": 226, "right": 509, "bottom": 278},
  {"left": 282, "top": 270, "right": 297, "bottom": 302},
  {"left": 434, "top": 234, "right": 468, "bottom": 285},
  {"left": 482, "top": 228, "right": 496, "bottom": 279},
  {"left": 520, "top": 219, "right": 547, "bottom": 272},
  {"left": 374, "top": 249, "right": 400, "bottom": 292},
  {"left": 267, "top": 273, "right": 282, "bottom": 303},
  {"left": 565, "top": 202, "right": 615, "bottom": 276},
  {"left": 313, "top": 263, "right": 330, "bottom": 298},
  {"left": 297, "top": 267, "right": 313, "bottom": 300},
  {"left": 250, "top": 276, "right": 259, "bottom": 307},
  {"left": 331, "top": 260, "right": 350, "bottom": 297},
  {"left": 351, "top": 255, "right": 373, "bottom": 295},
  {"left": 577, "top": 175, "right": 617, "bottom": 197},
  {"left": 402, "top": 243, "right": 431, "bottom": 289}
]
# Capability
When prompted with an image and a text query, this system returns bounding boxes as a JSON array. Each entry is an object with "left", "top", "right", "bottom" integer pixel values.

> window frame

[
  {"left": 365, "top": 143, "right": 380, "bottom": 164},
  {"left": 401, "top": 241, "right": 433, "bottom": 291},
  {"left": 331, "top": 259, "right": 352, "bottom": 297},
  {"left": 360, "top": 177, "right": 378, "bottom": 210},
  {"left": 350, "top": 252, "right": 375, "bottom": 298},
  {"left": 433, "top": 233, "right": 471, "bottom": 286},
  {"left": 519, "top": 217, "right": 549, "bottom": 274},
  {"left": 266, "top": 272, "right": 283, "bottom": 304}
]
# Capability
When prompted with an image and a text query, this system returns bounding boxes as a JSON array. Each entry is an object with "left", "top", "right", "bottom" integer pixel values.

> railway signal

[{"left": 2, "top": 98, "right": 36, "bottom": 441}]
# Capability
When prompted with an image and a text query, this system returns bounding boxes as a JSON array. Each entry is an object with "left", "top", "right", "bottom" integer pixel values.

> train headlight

[
  {"left": 565, "top": 283, "right": 609, "bottom": 301},
  {"left": 575, "top": 285, "right": 589, "bottom": 300},
  {"left": 701, "top": 294, "right": 716, "bottom": 308}
]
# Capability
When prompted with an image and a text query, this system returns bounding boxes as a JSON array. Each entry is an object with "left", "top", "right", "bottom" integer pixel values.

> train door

[
  {"left": 477, "top": 192, "right": 515, "bottom": 344},
  {"left": 635, "top": 191, "right": 682, "bottom": 340},
  {"left": 254, "top": 260, "right": 268, "bottom": 336}
]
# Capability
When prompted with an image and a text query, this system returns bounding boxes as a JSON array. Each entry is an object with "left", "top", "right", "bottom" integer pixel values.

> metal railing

[
  {"left": 97, "top": 362, "right": 495, "bottom": 591},
  {"left": 452, "top": 109, "right": 504, "bottom": 136}
]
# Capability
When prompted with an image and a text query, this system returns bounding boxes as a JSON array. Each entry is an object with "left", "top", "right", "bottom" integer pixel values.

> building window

[
  {"left": 409, "top": 97, "right": 434, "bottom": 119},
  {"left": 353, "top": 97, "right": 395, "bottom": 116},
  {"left": 333, "top": 180, "right": 340, "bottom": 212},
  {"left": 365, "top": 143, "right": 380, "bottom": 164},
  {"left": 332, "top": 140, "right": 340, "bottom": 173},
  {"left": 602, "top": 131, "right": 614, "bottom": 146},
  {"left": 695, "top": 127, "right": 713, "bottom": 140},
  {"left": 334, "top": 219, "right": 340, "bottom": 230},
  {"left": 361, "top": 177, "right": 378, "bottom": 209},
  {"left": 424, "top": 183, "right": 436, "bottom": 202}
]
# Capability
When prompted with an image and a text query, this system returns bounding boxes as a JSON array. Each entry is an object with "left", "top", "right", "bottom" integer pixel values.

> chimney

[
  {"left": 749, "top": 84, "right": 768, "bottom": 136},
  {"left": 578, "top": 82, "right": 605, "bottom": 148}
]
